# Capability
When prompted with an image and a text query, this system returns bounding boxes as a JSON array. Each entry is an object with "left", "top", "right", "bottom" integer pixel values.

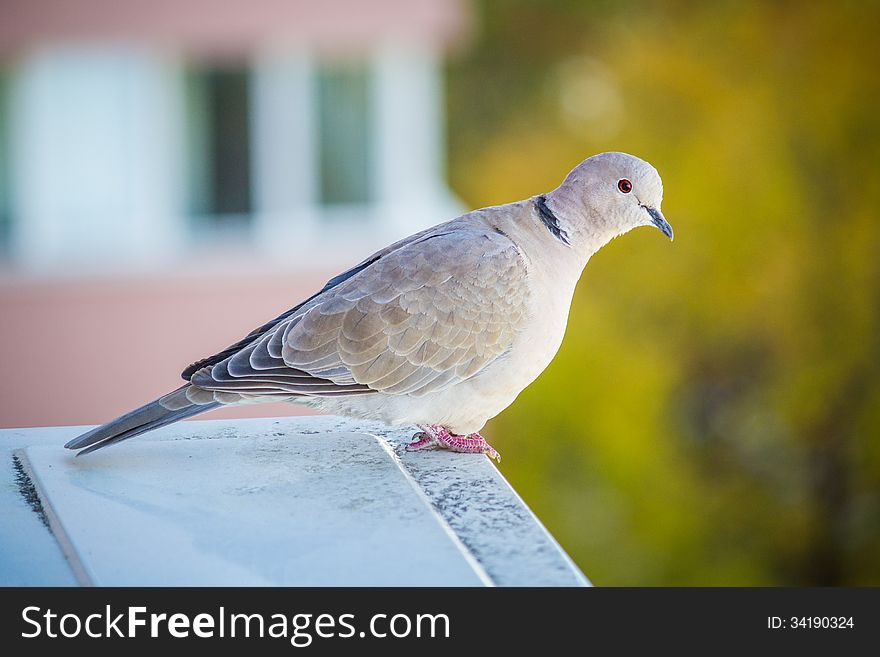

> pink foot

[{"left": 406, "top": 424, "right": 501, "bottom": 462}]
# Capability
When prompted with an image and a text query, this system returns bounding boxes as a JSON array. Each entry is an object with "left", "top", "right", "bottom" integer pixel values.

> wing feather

[{"left": 189, "top": 225, "right": 529, "bottom": 400}]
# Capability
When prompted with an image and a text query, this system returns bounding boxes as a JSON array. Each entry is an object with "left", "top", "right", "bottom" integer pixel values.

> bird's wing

[
  {"left": 181, "top": 222, "right": 453, "bottom": 380},
  {"left": 190, "top": 226, "right": 529, "bottom": 398}
]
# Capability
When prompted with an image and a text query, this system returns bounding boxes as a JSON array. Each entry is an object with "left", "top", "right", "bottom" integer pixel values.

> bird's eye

[{"left": 617, "top": 179, "right": 633, "bottom": 194}]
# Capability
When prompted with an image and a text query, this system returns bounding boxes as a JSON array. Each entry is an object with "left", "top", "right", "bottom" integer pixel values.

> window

[
  {"left": 0, "top": 71, "right": 10, "bottom": 249},
  {"left": 316, "top": 61, "right": 373, "bottom": 206},
  {"left": 185, "top": 65, "right": 252, "bottom": 229}
]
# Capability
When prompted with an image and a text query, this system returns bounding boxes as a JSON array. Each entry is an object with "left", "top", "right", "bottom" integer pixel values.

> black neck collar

[{"left": 535, "top": 195, "right": 571, "bottom": 245}]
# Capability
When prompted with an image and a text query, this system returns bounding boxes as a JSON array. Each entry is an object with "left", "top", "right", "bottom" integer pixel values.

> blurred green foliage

[{"left": 446, "top": 0, "right": 880, "bottom": 585}]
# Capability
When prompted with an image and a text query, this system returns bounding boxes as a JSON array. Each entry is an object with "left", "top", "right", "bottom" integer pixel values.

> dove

[{"left": 65, "top": 151, "right": 672, "bottom": 460}]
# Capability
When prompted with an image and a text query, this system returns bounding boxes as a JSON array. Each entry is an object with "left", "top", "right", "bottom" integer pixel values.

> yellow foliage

[{"left": 448, "top": 0, "right": 880, "bottom": 584}]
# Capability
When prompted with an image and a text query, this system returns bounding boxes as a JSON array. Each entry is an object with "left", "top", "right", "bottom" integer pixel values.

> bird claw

[
  {"left": 406, "top": 425, "right": 501, "bottom": 463},
  {"left": 406, "top": 431, "right": 439, "bottom": 451}
]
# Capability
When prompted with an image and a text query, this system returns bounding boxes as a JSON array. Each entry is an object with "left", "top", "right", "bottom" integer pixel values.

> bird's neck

[
  {"left": 481, "top": 199, "right": 602, "bottom": 283},
  {"left": 527, "top": 194, "right": 619, "bottom": 275},
  {"left": 544, "top": 187, "right": 620, "bottom": 255}
]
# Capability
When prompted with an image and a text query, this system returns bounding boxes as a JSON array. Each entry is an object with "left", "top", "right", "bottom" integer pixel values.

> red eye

[{"left": 618, "top": 179, "right": 633, "bottom": 193}]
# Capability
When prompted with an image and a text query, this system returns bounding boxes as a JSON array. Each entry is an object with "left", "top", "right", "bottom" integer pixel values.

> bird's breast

[
  {"left": 473, "top": 262, "right": 577, "bottom": 397},
  {"left": 516, "top": 279, "right": 575, "bottom": 380}
]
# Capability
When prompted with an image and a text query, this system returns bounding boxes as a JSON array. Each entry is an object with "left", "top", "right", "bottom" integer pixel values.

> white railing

[{"left": 1, "top": 416, "right": 589, "bottom": 587}]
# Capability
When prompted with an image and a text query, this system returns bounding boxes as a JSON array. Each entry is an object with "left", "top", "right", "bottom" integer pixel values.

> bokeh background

[{"left": 1, "top": 0, "right": 878, "bottom": 585}]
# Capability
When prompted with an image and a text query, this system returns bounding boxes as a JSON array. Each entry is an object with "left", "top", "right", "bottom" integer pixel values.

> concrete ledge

[{"left": 1, "top": 416, "right": 590, "bottom": 587}]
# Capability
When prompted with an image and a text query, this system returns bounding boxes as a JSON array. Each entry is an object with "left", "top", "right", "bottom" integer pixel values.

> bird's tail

[{"left": 64, "top": 386, "right": 220, "bottom": 456}]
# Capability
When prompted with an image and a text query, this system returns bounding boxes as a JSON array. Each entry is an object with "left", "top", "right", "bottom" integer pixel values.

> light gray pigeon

[{"left": 66, "top": 152, "right": 672, "bottom": 459}]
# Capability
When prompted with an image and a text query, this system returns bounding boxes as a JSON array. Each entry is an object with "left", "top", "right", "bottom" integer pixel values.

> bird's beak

[{"left": 644, "top": 206, "right": 674, "bottom": 241}]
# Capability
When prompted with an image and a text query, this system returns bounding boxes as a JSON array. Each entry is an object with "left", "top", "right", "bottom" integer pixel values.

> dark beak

[{"left": 644, "top": 206, "right": 674, "bottom": 241}]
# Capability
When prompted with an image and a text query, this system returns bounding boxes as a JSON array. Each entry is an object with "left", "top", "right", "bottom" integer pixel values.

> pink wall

[
  {"left": 0, "top": 269, "right": 338, "bottom": 428},
  {"left": 0, "top": 0, "right": 470, "bottom": 56}
]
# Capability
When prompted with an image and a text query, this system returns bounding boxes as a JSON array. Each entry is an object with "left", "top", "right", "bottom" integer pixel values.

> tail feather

[{"left": 64, "top": 386, "right": 220, "bottom": 455}]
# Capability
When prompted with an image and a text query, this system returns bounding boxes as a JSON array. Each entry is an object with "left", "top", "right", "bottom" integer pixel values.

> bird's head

[{"left": 545, "top": 152, "right": 673, "bottom": 248}]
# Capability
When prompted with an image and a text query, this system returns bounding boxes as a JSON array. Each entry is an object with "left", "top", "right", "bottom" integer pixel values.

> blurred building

[{"left": 0, "top": 0, "right": 470, "bottom": 427}]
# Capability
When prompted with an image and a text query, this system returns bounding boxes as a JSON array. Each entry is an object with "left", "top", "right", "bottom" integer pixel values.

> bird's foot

[{"left": 407, "top": 424, "right": 501, "bottom": 463}]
